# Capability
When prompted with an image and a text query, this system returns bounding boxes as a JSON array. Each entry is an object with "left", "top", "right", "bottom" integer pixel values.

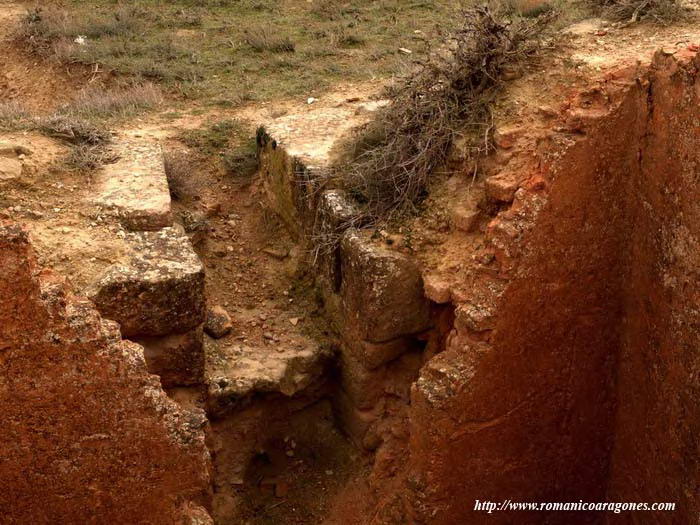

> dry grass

[
  {"left": 0, "top": 84, "right": 160, "bottom": 172},
  {"left": 62, "top": 83, "right": 163, "bottom": 120},
  {"left": 593, "top": 0, "right": 684, "bottom": 21},
  {"left": 335, "top": 6, "right": 552, "bottom": 220},
  {"left": 0, "top": 101, "right": 31, "bottom": 131},
  {"left": 65, "top": 144, "right": 118, "bottom": 173},
  {"left": 19, "top": 5, "right": 145, "bottom": 55},
  {"left": 244, "top": 28, "right": 295, "bottom": 53}
]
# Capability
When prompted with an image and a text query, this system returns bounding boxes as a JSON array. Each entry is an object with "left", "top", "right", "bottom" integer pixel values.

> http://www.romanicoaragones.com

[{"left": 474, "top": 500, "right": 676, "bottom": 514}]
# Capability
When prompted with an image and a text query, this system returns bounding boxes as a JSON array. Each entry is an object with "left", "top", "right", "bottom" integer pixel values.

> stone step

[
  {"left": 94, "top": 138, "right": 172, "bottom": 231},
  {"left": 88, "top": 227, "right": 205, "bottom": 338},
  {"left": 205, "top": 337, "right": 331, "bottom": 418}
]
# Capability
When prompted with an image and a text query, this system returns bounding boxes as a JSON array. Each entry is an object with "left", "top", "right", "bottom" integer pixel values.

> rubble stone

[
  {"left": 485, "top": 172, "right": 522, "bottom": 202},
  {"left": 0, "top": 157, "right": 22, "bottom": 181},
  {"left": 204, "top": 306, "right": 233, "bottom": 339}
]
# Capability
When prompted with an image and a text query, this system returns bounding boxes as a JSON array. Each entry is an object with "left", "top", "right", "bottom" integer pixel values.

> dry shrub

[
  {"left": 0, "top": 101, "right": 31, "bottom": 130},
  {"left": 244, "top": 28, "right": 295, "bottom": 52},
  {"left": 66, "top": 144, "right": 118, "bottom": 172},
  {"left": 594, "top": 0, "right": 684, "bottom": 22},
  {"left": 336, "top": 6, "right": 551, "bottom": 220}
]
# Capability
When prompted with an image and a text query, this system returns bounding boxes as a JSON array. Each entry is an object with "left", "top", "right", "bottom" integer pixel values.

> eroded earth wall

[
  {"left": 396, "top": 51, "right": 700, "bottom": 524},
  {"left": 0, "top": 222, "right": 212, "bottom": 524},
  {"left": 606, "top": 51, "right": 700, "bottom": 524}
]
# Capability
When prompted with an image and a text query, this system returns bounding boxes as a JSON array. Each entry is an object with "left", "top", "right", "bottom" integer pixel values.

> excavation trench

[
  {"left": 1, "top": 39, "right": 699, "bottom": 525},
  {"left": 243, "top": 49, "right": 700, "bottom": 524}
]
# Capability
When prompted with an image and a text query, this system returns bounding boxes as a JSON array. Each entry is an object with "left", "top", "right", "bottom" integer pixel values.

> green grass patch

[
  {"left": 17, "top": 0, "right": 467, "bottom": 103},
  {"left": 179, "top": 118, "right": 259, "bottom": 179}
]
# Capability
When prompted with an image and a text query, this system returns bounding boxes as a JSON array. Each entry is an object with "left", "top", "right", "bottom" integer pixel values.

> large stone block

[
  {"left": 133, "top": 326, "right": 205, "bottom": 387},
  {"left": 339, "top": 350, "right": 387, "bottom": 410},
  {"left": 90, "top": 228, "right": 205, "bottom": 338},
  {"left": 206, "top": 339, "right": 331, "bottom": 418},
  {"left": 340, "top": 229, "right": 431, "bottom": 343},
  {"left": 314, "top": 190, "right": 362, "bottom": 292},
  {"left": 94, "top": 139, "right": 172, "bottom": 231}
]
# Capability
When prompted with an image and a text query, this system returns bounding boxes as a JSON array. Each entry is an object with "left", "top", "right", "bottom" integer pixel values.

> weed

[
  {"left": 164, "top": 150, "right": 197, "bottom": 201},
  {"left": 0, "top": 102, "right": 32, "bottom": 131},
  {"left": 222, "top": 142, "right": 258, "bottom": 179},
  {"left": 59, "top": 83, "right": 163, "bottom": 120},
  {"left": 179, "top": 119, "right": 258, "bottom": 180},
  {"left": 180, "top": 119, "right": 241, "bottom": 155},
  {"left": 15, "top": 0, "right": 459, "bottom": 102}
]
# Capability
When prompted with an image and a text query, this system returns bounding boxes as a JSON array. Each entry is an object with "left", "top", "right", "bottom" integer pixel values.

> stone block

[
  {"left": 340, "top": 229, "right": 431, "bottom": 343},
  {"left": 347, "top": 335, "right": 421, "bottom": 371},
  {"left": 90, "top": 228, "right": 205, "bottom": 338},
  {"left": 314, "top": 190, "right": 362, "bottom": 291},
  {"left": 334, "top": 389, "right": 382, "bottom": 449},
  {"left": 94, "top": 139, "right": 172, "bottom": 231},
  {"left": 206, "top": 339, "right": 330, "bottom": 418},
  {"left": 339, "top": 350, "right": 387, "bottom": 410}
]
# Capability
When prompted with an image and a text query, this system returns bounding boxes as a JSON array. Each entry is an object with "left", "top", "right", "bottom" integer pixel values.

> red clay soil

[
  {"left": 0, "top": 222, "right": 212, "bottom": 524},
  {"left": 371, "top": 49, "right": 700, "bottom": 524}
]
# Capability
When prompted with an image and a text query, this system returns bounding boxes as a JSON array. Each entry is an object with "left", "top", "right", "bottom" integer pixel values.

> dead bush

[
  {"left": 65, "top": 144, "right": 118, "bottom": 173},
  {"left": 593, "top": 0, "right": 684, "bottom": 22},
  {"left": 335, "top": 6, "right": 552, "bottom": 220},
  {"left": 0, "top": 101, "right": 31, "bottom": 131},
  {"left": 244, "top": 28, "right": 295, "bottom": 52},
  {"left": 37, "top": 114, "right": 111, "bottom": 145}
]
